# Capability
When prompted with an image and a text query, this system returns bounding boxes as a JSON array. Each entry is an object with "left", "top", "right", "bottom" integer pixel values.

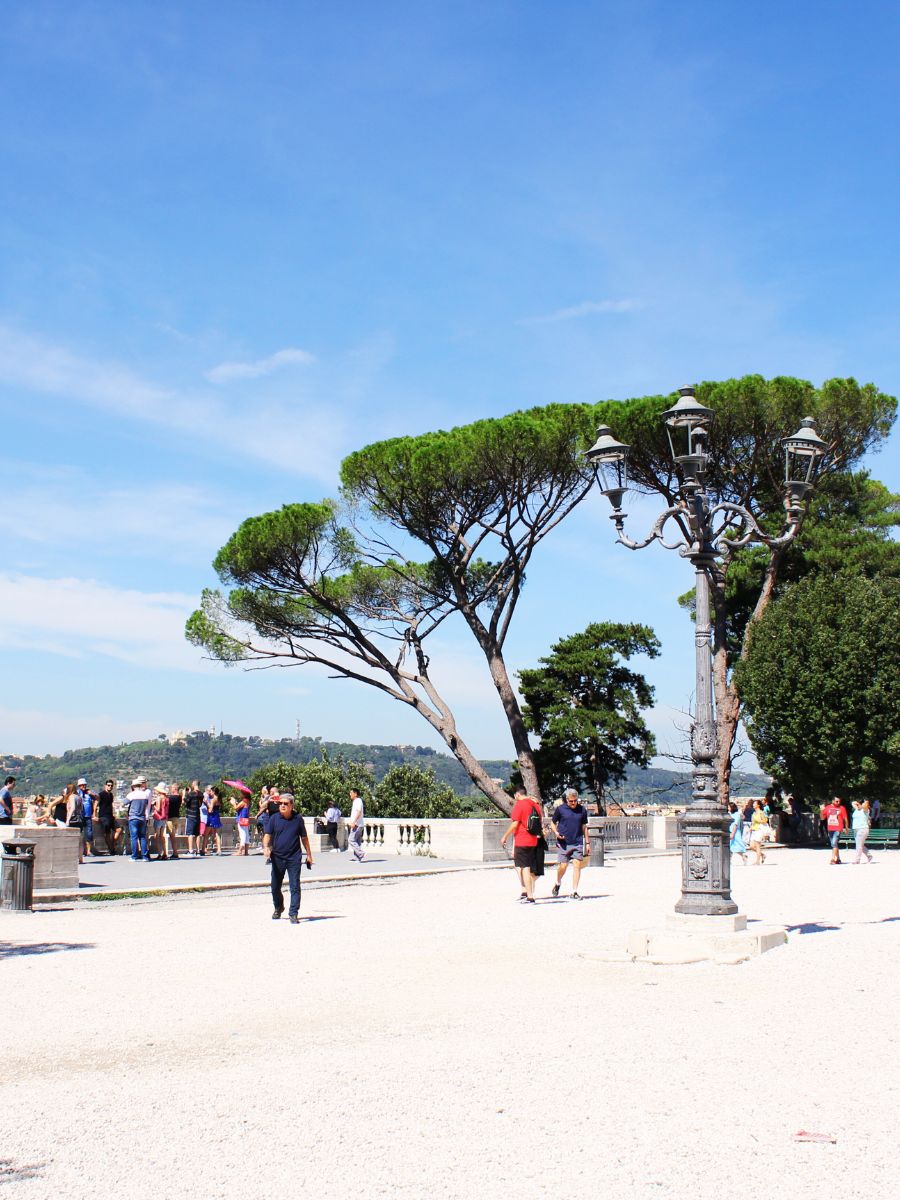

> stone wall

[{"left": 3, "top": 826, "right": 80, "bottom": 890}]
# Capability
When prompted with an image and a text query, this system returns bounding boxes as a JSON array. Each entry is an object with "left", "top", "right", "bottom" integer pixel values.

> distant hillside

[
  {"left": 4, "top": 734, "right": 511, "bottom": 800},
  {"left": 4, "top": 731, "right": 770, "bottom": 806},
  {"left": 603, "top": 764, "right": 770, "bottom": 806}
]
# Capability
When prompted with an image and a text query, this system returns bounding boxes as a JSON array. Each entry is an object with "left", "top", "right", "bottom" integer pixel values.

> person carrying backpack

[{"left": 500, "top": 788, "right": 544, "bottom": 904}]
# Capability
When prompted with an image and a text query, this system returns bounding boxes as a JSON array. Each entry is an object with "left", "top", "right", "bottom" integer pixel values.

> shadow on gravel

[
  {"left": 300, "top": 914, "right": 345, "bottom": 923},
  {"left": 784, "top": 922, "right": 841, "bottom": 936},
  {"left": 0, "top": 1158, "right": 46, "bottom": 1184},
  {"left": 0, "top": 940, "right": 95, "bottom": 960}
]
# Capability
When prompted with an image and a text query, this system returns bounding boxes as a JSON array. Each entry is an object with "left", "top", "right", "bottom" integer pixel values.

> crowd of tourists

[
  {"left": 9, "top": 776, "right": 236, "bottom": 864},
  {"left": 727, "top": 790, "right": 879, "bottom": 866},
  {"left": 3, "top": 772, "right": 371, "bottom": 870}
]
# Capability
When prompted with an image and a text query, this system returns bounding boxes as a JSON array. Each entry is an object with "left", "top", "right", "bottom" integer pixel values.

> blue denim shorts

[{"left": 556, "top": 843, "right": 584, "bottom": 864}]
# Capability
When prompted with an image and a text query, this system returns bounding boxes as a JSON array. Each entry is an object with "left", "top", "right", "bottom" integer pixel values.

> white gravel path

[{"left": 1, "top": 849, "right": 897, "bottom": 1200}]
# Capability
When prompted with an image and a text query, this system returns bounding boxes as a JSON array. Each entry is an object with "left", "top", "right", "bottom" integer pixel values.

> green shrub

[{"left": 373, "top": 763, "right": 464, "bottom": 819}]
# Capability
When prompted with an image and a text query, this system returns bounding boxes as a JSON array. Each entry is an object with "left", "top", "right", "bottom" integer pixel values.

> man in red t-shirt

[
  {"left": 820, "top": 796, "right": 849, "bottom": 864},
  {"left": 500, "top": 788, "right": 542, "bottom": 903}
]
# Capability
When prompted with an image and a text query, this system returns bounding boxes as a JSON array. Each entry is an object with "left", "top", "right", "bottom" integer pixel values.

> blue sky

[{"left": 1, "top": 1, "right": 898, "bottom": 765}]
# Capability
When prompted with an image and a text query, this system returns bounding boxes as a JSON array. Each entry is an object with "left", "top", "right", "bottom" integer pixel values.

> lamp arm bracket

[
  {"left": 707, "top": 502, "right": 803, "bottom": 554},
  {"left": 615, "top": 505, "right": 686, "bottom": 552}
]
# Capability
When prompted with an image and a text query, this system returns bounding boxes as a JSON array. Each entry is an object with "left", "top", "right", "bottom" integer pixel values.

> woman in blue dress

[
  {"left": 728, "top": 801, "right": 747, "bottom": 864},
  {"left": 205, "top": 786, "right": 223, "bottom": 855}
]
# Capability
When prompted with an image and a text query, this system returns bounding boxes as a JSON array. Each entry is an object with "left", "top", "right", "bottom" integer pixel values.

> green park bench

[{"left": 838, "top": 826, "right": 899, "bottom": 851}]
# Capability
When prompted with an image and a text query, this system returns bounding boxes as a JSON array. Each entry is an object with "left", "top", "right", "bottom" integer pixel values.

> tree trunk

[
  {"left": 590, "top": 748, "right": 602, "bottom": 806},
  {"left": 712, "top": 547, "right": 785, "bottom": 802},
  {"left": 484, "top": 646, "right": 542, "bottom": 803},
  {"left": 714, "top": 657, "right": 741, "bottom": 804},
  {"left": 402, "top": 664, "right": 515, "bottom": 816},
  {"left": 435, "top": 727, "right": 513, "bottom": 816}
]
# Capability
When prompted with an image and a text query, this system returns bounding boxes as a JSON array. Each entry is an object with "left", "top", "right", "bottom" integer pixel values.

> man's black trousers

[{"left": 270, "top": 854, "right": 302, "bottom": 917}]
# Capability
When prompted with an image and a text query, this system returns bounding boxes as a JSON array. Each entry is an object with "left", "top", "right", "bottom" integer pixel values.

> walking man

[
  {"left": 126, "top": 777, "right": 152, "bottom": 861},
  {"left": 262, "top": 793, "right": 313, "bottom": 923},
  {"left": 347, "top": 788, "right": 366, "bottom": 862},
  {"left": 500, "top": 787, "right": 542, "bottom": 903},
  {"left": 820, "top": 794, "right": 849, "bottom": 864},
  {"left": 550, "top": 788, "right": 590, "bottom": 900},
  {"left": 0, "top": 776, "right": 15, "bottom": 825},
  {"left": 96, "top": 779, "right": 119, "bottom": 855}
]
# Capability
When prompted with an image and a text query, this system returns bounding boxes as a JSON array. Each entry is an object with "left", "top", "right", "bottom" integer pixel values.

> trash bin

[
  {"left": 1, "top": 839, "right": 36, "bottom": 912},
  {"left": 586, "top": 821, "right": 605, "bottom": 868}
]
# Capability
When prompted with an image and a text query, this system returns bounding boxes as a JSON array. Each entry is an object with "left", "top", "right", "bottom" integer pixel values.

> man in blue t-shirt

[
  {"left": 550, "top": 788, "right": 591, "bottom": 900},
  {"left": 0, "top": 776, "right": 15, "bottom": 824},
  {"left": 261, "top": 793, "right": 314, "bottom": 923}
]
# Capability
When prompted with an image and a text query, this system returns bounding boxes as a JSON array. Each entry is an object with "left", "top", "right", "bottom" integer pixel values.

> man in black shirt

[
  {"left": 183, "top": 781, "right": 203, "bottom": 857},
  {"left": 166, "top": 785, "right": 182, "bottom": 859},
  {"left": 96, "top": 779, "right": 119, "bottom": 855},
  {"left": 262, "top": 793, "right": 313, "bottom": 924}
]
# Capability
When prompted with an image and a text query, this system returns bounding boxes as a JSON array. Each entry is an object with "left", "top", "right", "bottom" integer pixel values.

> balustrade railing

[
  {"left": 396, "top": 823, "right": 431, "bottom": 851},
  {"left": 361, "top": 821, "right": 384, "bottom": 846},
  {"left": 359, "top": 819, "right": 438, "bottom": 856},
  {"left": 594, "top": 816, "right": 654, "bottom": 849}
]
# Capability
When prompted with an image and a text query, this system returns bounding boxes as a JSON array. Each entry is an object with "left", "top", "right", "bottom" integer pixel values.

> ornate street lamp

[{"left": 586, "top": 388, "right": 826, "bottom": 918}]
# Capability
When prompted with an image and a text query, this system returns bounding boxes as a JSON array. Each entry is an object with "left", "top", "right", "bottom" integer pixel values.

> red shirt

[
  {"left": 510, "top": 796, "right": 541, "bottom": 848},
  {"left": 822, "top": 802, "right": 848, "bottom": 832}
]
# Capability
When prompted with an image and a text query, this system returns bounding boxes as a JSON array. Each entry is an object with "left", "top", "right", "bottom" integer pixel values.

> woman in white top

[
  {"left": 23, "top": 795, "right": 50, "bottom": 826},
  {"left": 851, "top": 800, "right": 873, "bottom": 864}
]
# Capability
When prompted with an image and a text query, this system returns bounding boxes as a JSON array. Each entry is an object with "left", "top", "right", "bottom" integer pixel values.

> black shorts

[
  {"left": 99, "top": 817, "right": 116, "bottom": 830},
  {"left": 513, "top": 845, "right": 538, "bottom": 871},
  {"left": 184, "top": 816, "right": 200, "bottom": 836}
]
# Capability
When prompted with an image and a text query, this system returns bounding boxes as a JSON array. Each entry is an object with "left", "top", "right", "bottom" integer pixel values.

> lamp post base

[
  {"left": 674, "top": 800, "right": 738, "bottom": 916},
  {"left": 625, "top": 914, "right": 787, "bottom": 965}
]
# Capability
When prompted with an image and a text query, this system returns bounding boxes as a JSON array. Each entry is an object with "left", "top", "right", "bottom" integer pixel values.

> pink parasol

[{"left": 223, "top": 779, "right": 253, "bottom": 795}]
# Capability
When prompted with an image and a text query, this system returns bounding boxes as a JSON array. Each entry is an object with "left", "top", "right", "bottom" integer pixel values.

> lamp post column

[{"left": 674, "top": 554, "right": 737, "bottom": 916}]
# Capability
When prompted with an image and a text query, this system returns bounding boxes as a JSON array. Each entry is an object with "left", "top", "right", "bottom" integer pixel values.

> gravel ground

[{"left": 1, "top": 848, "right": 897, "bottom": 1200}]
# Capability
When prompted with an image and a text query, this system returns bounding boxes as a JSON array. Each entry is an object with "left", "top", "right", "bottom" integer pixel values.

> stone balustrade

[
  {"left": 354, "top": 817, "right": 511, "bottom": 861},
  {"left": 590, "top": 814, "right": 679, "bottom": 851}
]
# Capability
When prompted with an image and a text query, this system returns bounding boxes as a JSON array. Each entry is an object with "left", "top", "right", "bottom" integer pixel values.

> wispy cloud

[
  {"left": 155, "top": 321, "right": 201, "bottom": 345},
  {"left": 0, "top": 325, "right": 341, "bottom": 481},
  {"left": 0, "top": 465, "right": 237, "bottom": 560},
  {"left": 0, "top": 704, "right": 167, "bottom": 759},
  {"left": 519, "top": 299, "right": 642, "bottom": 325},
  {"left": 206, "top": 347, "right": 316, "bottom": 384},
  {"left": 0, "top": 572, "right": 208, "bottom": 673}
]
